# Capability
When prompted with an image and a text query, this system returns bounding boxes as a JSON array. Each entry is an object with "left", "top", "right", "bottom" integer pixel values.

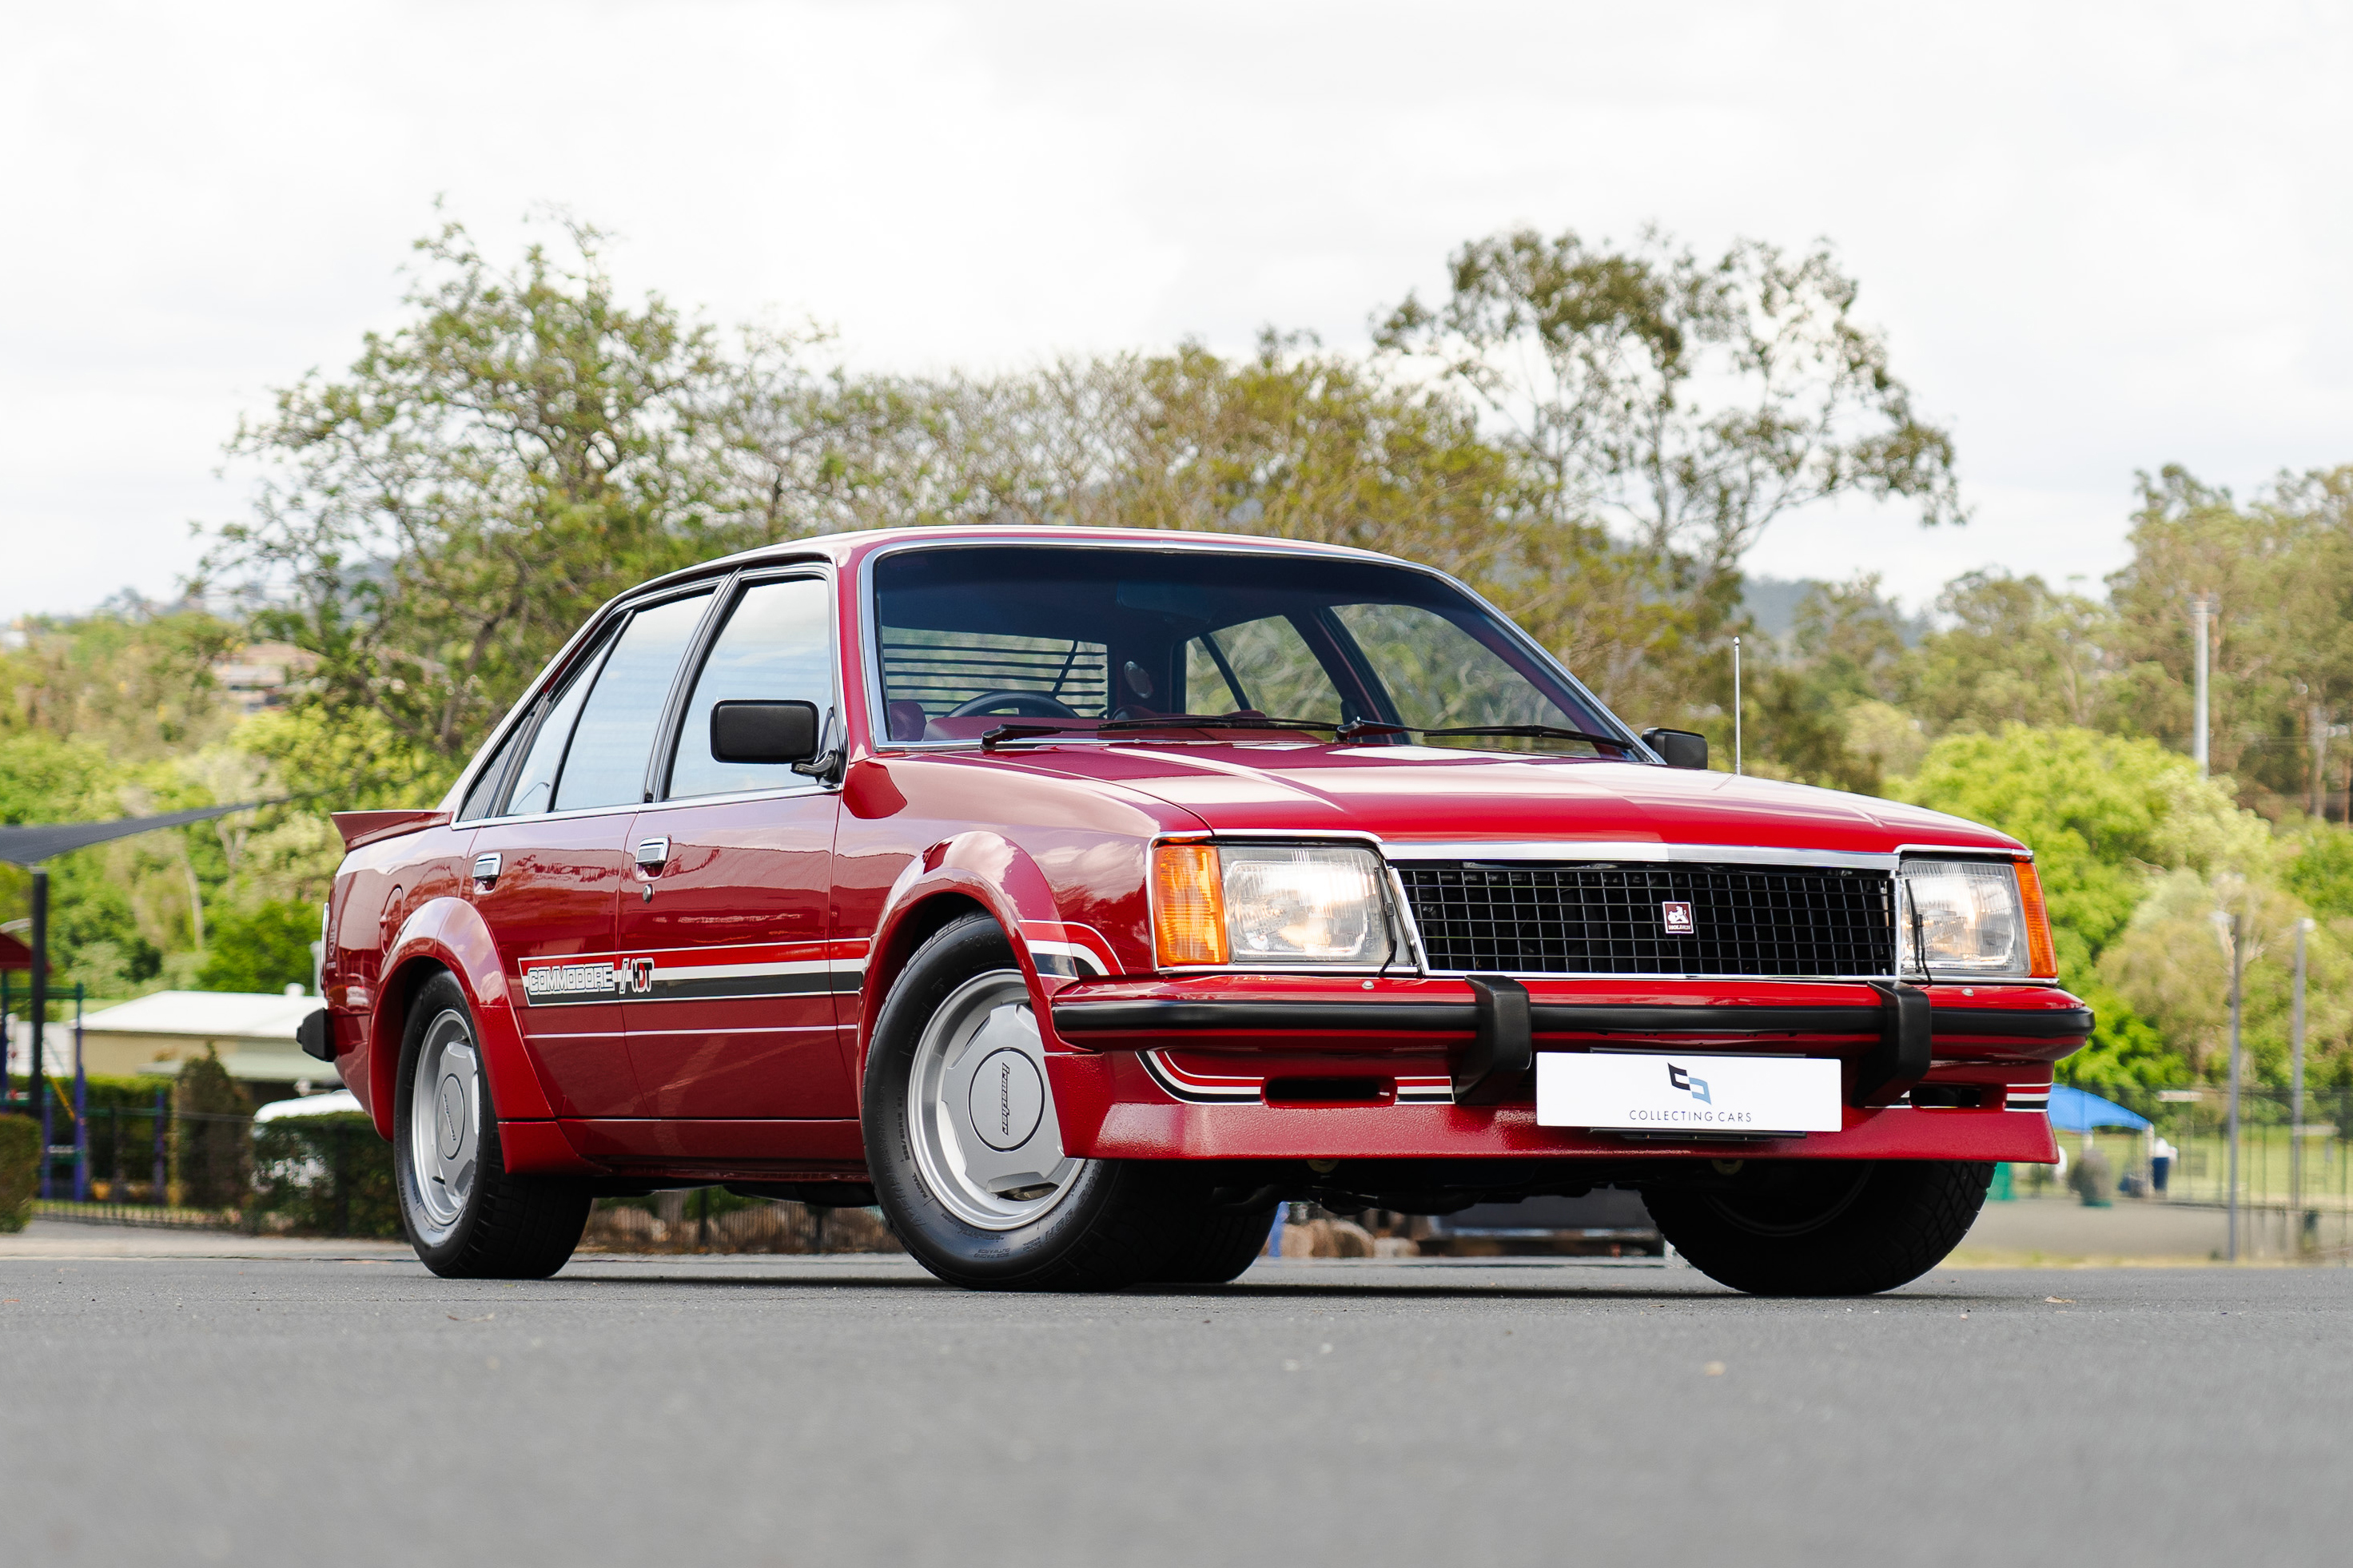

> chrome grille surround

[{"left": 1389, "top": 849, "right": 1898, "bottom": 981}]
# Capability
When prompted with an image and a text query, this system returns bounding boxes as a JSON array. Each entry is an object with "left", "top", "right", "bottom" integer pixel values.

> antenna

[{"left": 1733, "top": 637, "right": 1743, "bottom": 776}]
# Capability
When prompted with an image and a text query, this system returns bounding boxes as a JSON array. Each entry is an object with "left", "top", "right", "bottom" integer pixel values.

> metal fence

[
  {"left": 26, "top": 1103, "right": 399, "bottom": 1237},
  {"left": 2028, "top": 1084, "right": 2353, "bottom": 1260}
]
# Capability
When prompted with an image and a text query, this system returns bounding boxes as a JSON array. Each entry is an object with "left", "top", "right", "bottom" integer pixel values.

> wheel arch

[
  {"left": 366, "top": 896, "right": 555, "bottom": 1140},
  {"left": 856, "top": 832, "right": 1073, "bottom": 1080}
]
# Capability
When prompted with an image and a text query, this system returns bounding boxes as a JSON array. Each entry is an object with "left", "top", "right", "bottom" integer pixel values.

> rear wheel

[
  {"left": 862, "top": 913, "right": 1184, "bottom": 1291},
  {"left": 394, "top": 972, "right": 590, "bottom": 1279},
  {"left": 1645, "top": 1160, "right": 1991, "bottom": 1296}
]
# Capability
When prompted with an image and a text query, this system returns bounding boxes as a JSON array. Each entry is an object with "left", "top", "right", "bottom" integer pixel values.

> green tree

[
  {"left": 2104, "top": 465, "right": 2353, "bottom": 815},
  {"left": 194, "top": 898, "right": 320, "bottom": 995},
  {"left": 1372, "top": 227, "right": 1962, "bottom": 726},
  {"left": 0, "top": 603, "right": 238, "bottom": 759},
  {"left": 202, "top": 213, "right": 743, "bottom": 765},
  {"left": 1891, "top": 725, "right": 2279, "bottom": 1086},
  {"left": 1901, "top": 570, "right": 2110, "bottom": 737}
]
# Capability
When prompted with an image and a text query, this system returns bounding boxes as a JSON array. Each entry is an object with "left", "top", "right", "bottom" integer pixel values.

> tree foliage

[
  {"left": 203, "top": 214, "right": 738, "bottom": 761},
  {"left": 1371, "top": 228, "right": 1960, "bottom": 722}
]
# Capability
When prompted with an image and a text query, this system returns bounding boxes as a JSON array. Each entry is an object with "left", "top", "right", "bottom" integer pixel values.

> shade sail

[
  {"left": 0, "top": 802, "right": 271, "bottom": 866},
  {"left": 2048, "top": 1084, "right": 2152, "bottom": 1132}
]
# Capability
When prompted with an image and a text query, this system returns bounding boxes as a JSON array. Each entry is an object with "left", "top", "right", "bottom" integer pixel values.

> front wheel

[
  {"left": 393, "top": 972, "right": 590, "bottom": 1279},
  {"left": 862, "top": 914, "right": 1184, "bottom": 1291},
  {"left": 1645, "top": 1160, "right": 1992, "bottom": 1296}
]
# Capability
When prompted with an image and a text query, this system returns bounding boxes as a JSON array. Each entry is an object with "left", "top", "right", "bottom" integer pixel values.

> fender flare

[
  {"left": 856, "top": 832, "right": 1103, "bottom": 1076},
  {"left": 367, "top": 896, "right": 555, "bottom": 1140}
]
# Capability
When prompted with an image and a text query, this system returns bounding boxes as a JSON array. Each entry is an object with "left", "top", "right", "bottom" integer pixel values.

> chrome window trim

[
  {"left": 456, "top": 565, "right": 845, "bottom": 828},
  {"left": 654, "top": 563, "right": 843, "bottom": 805},
  {"left": 852, "top": 532, "right": 1650, "bottom": 762}
]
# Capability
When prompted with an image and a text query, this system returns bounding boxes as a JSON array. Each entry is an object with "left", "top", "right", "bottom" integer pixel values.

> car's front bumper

[{"left": 1040, "top": 973, "right": 2083, "bottom": 1165}]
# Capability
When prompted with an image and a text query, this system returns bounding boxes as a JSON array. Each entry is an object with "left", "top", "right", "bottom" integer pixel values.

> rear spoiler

[{"left": 332, "top": 810, "right": 452, "bottom": 853}]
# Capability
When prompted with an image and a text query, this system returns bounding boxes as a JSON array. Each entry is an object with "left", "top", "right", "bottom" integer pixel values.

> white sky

[{"left": 5, "top": 0, "right": 2350, "bottom": 623}]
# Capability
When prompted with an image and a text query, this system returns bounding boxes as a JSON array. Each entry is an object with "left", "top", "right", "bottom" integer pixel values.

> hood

[{"left": 990, "top": 742, "right": 2016, "bottom": 858}]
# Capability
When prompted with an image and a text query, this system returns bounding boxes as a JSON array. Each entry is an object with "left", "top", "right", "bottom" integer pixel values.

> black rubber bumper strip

[
  {"left": 297, "top": 1006, "right": 333, "bottom": 1063},
  {"left": 1050, "top": 998, "right": 2094, "bottom": 1040}
]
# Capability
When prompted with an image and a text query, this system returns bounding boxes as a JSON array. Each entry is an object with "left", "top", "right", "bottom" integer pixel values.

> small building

[
  {"left": 207, "top": 642, "right": 321, "bottom": 716},
  {"left": 71, "top": 989, "right": 335, "bottom": 1088}
]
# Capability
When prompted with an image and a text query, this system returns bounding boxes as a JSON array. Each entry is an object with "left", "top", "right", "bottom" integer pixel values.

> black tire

[
  {"left": 862, "top": 913, "right": 1185, "bottom": 1291},
  {"left": 393, "top": 971, "right": 590, "bottom": 1279},
  {"left": 1151, "top": 1203, "right": 1276, "bottom": 1285},
  {"left": 1645, "top": 1160, "right": 1992, "bottom": 1296}
]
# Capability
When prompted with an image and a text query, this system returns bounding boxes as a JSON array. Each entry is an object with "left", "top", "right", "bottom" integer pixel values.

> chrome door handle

[
  {"left": 635, "top": 837, "right": 671, "bottom": 874},
  {"left": 472, "top": 852, "right": 501, "bottom": 886}
]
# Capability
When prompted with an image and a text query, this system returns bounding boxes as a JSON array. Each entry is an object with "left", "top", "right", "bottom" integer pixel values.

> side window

[
  {"left": 667, "top": 577, "right": 834, "bottom": 799},
  {"left": 1181, "top": 616, "right": 1344, "bottom": 722},
  {"left": 503, "top": 639, "right": 611, "bottom": 818},
  {"left": 455, "top": 717, "right": 528, "bottom": 823},
  {"left": 551, "top": 592, "right": 714, "bottom": 812}
]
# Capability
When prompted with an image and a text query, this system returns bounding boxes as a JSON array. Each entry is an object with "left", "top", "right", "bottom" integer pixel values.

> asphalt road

[{"left": 5, "top": 1234, "right": 2348, "bottom": 1567}]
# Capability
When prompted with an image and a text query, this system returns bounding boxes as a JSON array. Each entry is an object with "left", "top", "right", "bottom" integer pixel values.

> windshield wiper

[
  {"left": 981, "top": 714, "right": 1339, "bottom": 750},
  {"left": 980, "top": 715, "right": 1643, "bottom": 756},
  {"left": 1333, "top": 721, "right": 1641, "bottom": 755}
]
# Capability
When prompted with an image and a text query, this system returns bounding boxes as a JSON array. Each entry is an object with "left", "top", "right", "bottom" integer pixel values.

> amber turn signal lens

[
  {"left": 2015, "top": 860, "right": 2058, "bottom": 979},
  {"left": 1153, "top": 843, "right": 1228, "bottom": 966}
]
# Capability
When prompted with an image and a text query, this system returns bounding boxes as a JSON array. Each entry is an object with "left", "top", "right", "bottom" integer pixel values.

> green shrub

[
  {"left": 196, "top": 898, "right": 323, "bottom": 994},
  {"left": 0, "top": 1115, "right": 37, "bottom": 1232},
  {"left": 173, "top": 1049, "right": 251, "bottom": 1209},
  {"left": 249, "top": 1113, "right": 399, "bottom": 1237}
]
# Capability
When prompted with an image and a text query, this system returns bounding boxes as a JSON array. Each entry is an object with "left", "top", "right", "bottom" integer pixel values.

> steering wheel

[{"left": 945, "top": 690, "right": 1082, "bottom": 719}]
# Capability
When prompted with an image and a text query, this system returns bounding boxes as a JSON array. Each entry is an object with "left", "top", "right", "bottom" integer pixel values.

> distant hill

[{"left": 1742, "top": 575, "right": 1931, "bottom": 649}]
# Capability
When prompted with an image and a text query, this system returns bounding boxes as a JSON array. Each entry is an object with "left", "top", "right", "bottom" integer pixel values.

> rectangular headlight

[
  {"left": 1151, "top": 843, "right": 1394, "bottom": 968},
  {"left": 1224, "top": 845, "right": 1392, "bottom": 965},
  {"left": 1900, "top": 859, "right": 2042, "bottom": 977}
]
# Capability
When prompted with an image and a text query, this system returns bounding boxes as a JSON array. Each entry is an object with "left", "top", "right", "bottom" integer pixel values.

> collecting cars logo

[
  {"left": 521, "top": 957, "right": 655, "bottom": 1004},
  {"left": 1623, "top": 1059, "right": 1754, "bottom": 1125},
  {"left": 1660, "top": 900, "right": 1695, "bottom": 935}
]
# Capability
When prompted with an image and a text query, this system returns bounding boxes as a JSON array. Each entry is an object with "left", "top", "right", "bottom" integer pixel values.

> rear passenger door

[
  {"left": 465, "top": 587, "right": 715, "bottom": 1120},
  {"left": 615, "top": 572, "right": 850, "bottom": 1125}
]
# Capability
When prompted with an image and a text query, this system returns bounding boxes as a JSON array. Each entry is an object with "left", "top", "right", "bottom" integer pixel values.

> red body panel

[
  {"left": 323, "top": 527, "right": 2086, "bottom": 1185},
  {"left": 618, "top": 794, "right": 849, "bottom": 1128}
]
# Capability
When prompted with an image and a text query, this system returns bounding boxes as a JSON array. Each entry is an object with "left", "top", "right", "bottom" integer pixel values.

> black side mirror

[
  {"left": 711, "top": 700, "right": 821, "bottom": 765},
  {"left": 1642, "top": 727, "right": 1709, "bottom": 770}
]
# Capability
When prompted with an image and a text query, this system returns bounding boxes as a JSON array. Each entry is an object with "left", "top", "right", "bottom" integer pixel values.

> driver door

[{"left": 616, "top": 573, "right": 851, "bottom": 1129}]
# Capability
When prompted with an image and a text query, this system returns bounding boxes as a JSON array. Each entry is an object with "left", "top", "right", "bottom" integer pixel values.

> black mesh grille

[{"left": 1398, "top": 862, "right": 1894, "bottom": 977}]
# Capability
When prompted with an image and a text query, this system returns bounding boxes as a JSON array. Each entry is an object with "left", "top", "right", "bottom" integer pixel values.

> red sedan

[{"left": 308, "top": 527, "right": 2084, "bottom": 1293}]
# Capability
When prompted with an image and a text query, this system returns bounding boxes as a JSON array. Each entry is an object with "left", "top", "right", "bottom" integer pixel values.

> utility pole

[
  {"left": 2223, "top": 910, "right": 2244, "bottom": 1262},
  {"left": 2192, "top": 594, "right": 2215, "bottom": 777},
  {"left": 2212, "top": 904, "right": 2249, "bottom": 1262},
  {"left": 29, "top": 863, "right": 46, "bottom": 1129},
  {"left": 2291, "top": 917, "right": 2313, "bottom": 1240},
  {"left": 1733, "top": 637, "right": 1743, "bottom": 777}
]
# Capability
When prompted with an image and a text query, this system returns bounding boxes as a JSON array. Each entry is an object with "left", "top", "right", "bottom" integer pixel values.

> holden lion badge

[{"left": 1660, "top": 901, "right": 1695, "bottom": 936}]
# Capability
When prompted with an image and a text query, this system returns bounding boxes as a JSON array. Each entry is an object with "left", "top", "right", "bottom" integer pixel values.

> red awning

[{"left": 0, "top": 931, "right": 35, "bottom": 972}]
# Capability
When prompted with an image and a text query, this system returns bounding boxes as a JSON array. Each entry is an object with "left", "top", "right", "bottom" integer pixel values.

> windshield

[{"left": 869, "top": 544, "right": 1630, "bottom": 754}]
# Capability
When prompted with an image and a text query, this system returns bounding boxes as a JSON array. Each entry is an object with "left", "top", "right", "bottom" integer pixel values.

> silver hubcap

[
  {"left": 908, "top": 971, "right": 1082, "bottom": 1230},
  {"left": 408, "top": 1007, "right": 480, "bottom": 1240}
]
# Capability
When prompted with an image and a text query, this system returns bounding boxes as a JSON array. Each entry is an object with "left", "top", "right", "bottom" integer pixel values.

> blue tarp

[{"left": 2048, "top": 1084, "right": 2152, "bottom": 1132}]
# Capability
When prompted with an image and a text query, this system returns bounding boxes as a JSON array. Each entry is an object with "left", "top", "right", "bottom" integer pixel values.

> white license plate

[{"left": 1535, "top": 1051, "right": 1843, "bottom": 1134}]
